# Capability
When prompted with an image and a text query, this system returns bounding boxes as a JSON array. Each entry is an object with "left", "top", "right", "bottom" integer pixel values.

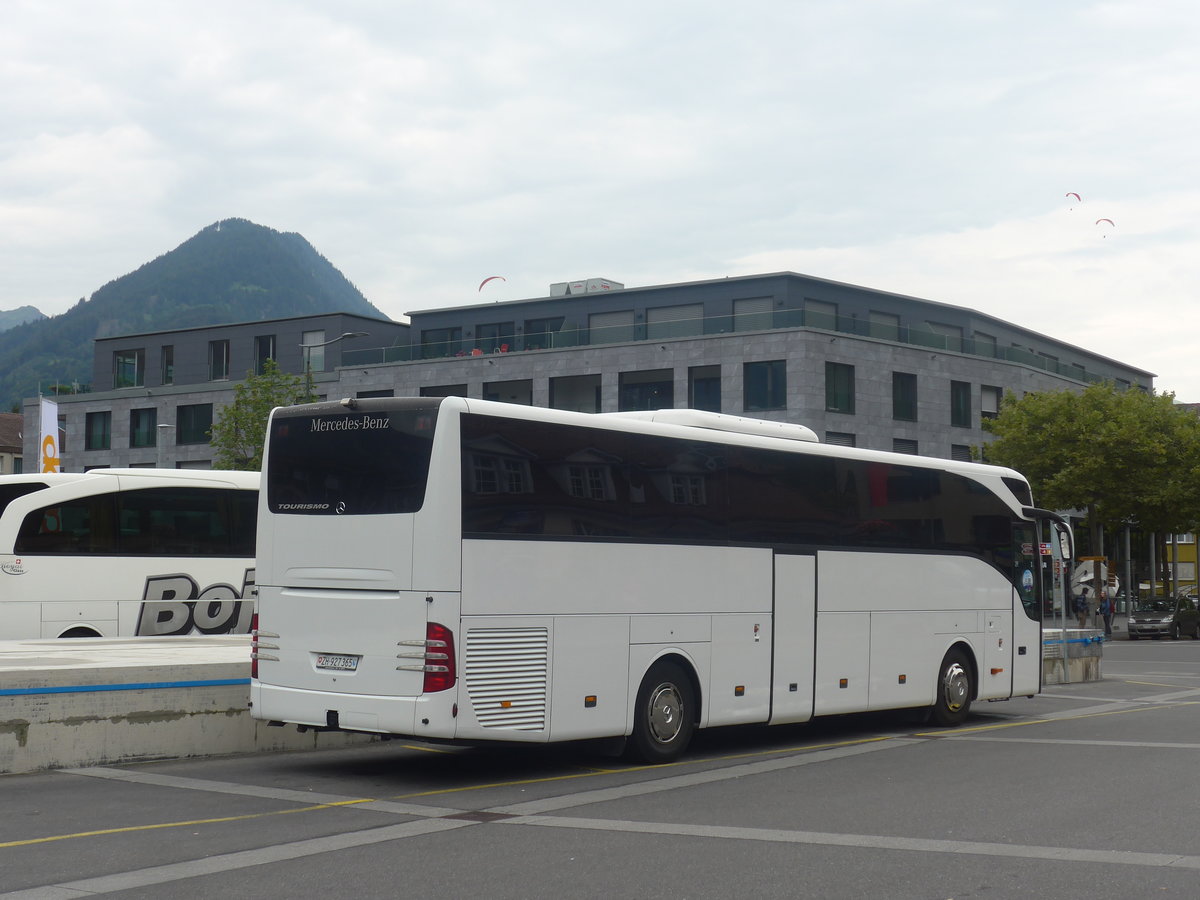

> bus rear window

[{"left": 267, "top": 404, "right": 438, "bottom": 515}]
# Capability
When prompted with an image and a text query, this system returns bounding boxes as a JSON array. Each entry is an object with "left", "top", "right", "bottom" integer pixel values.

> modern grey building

[{"left": 25, "top": 272, "right": 1154, "bottom": 471}]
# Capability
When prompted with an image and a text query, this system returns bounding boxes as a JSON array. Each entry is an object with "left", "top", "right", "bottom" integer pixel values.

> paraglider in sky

[
  {"left": 1095, "top": 218, "right": 1115, "bottom": 237},
  {"left": 478, "top": 275, "right": 506, "bottom": 292},
  {"left": 1065, "top": 192, "right": 1081, "bottom": 209}
]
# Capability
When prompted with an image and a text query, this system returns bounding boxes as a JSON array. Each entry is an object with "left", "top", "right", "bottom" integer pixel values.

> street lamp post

[{"left": 299, "top": 331, "right": 368, "bottom": 397}]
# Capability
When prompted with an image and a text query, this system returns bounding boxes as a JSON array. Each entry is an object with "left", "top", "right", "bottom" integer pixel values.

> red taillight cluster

[
  {"left": 250, "top": 613, "right": 280, "bottom": 679},
  {"left": 422, "top": 622, "right": 456, "bottom": 693}
]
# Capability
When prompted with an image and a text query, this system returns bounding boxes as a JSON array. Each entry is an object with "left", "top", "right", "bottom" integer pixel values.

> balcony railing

[{"left": 343, "top": 310, "right": 1117, "bottom": 386}]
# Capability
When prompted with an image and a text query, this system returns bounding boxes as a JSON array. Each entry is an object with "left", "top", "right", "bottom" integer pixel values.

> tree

[
  {"left": 210, "top": 360, "right": 315, "bottom": 470},
  {"left": 983, "top": 382, "right": 1200, "bottom": 586}
]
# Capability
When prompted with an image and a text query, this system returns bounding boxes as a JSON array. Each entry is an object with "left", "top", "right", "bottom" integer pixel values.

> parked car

[{"left": 1127, "top": 595, "right": 1200, "bottom": 640}]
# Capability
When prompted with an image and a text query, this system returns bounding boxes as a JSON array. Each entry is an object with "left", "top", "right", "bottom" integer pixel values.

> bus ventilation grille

[{"left": 464, "top": 627, "right": 550, "bottom": 731}]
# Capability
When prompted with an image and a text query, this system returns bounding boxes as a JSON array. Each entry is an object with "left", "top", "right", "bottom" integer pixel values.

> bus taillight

[
  {"left": 423, "top": 622, "right": 456, "bottom": 693},
  {"left": 250, "top": 613, "right": 280, "bottom": 679},
  {"left": 250, "top": 613, "right": 259, "bottom": 679}
]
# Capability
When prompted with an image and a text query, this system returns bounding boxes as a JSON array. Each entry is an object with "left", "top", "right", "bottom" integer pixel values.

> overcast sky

[{"left": 4, "top": 1, "right": 1199, "bottom": 396}]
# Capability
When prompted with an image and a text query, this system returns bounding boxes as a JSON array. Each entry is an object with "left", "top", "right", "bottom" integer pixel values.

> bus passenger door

[{"left": 770, "top": 553, "right": 816, "bottom": 725}]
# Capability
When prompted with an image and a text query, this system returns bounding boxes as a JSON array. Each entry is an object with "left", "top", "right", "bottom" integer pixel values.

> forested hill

[
  {"left": 0, "top": 219, "right": 386, "bottom": 409},
  {"left": 0, "top": 306, "right": 45, "bottom": 332}
]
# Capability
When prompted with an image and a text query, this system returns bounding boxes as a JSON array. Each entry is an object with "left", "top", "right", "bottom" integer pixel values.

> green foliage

[
  {"left": 983, "top": 382, "right": 1200, "bottom": 535},
  {"left": 0, "top": 218, "right": 384, "bottom": 408},
  {"left": 210, "top": 359, "right": 316, "bottom": 470}
]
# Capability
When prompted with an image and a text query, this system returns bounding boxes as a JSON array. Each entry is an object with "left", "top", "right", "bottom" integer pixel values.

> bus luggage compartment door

[
  {"left": 257, "top": 587, "right": 437, "bottom": 699},
  {"left": 770, "top": 554, "right": 816, "bottom": 725}
]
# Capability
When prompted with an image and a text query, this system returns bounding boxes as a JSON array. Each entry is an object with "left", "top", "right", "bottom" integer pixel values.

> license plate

[{"left": 315, "top": 654, "right": 360, "bottom": 671}]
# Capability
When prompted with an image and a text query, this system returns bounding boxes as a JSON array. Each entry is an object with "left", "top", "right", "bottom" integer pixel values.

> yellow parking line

[{"left": 0, "top": 799, "right": 371, "bottom": 849}]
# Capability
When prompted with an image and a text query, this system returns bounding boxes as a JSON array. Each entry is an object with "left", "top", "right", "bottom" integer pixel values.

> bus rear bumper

[{"left": 251, "top": 681, "right": 454, "bottom": 738}]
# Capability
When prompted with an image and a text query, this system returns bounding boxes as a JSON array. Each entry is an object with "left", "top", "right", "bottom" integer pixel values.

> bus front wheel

[
  {"left": 628, "top": 661, "right": 696, "bottom": 764},
  {"left": 930, "top": 648, "right": 973, "bottom": 726}
]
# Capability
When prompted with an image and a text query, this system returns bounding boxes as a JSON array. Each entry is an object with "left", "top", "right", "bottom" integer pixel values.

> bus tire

[
  {"left": 627, "top": 661, "right": 696, "bottom": 764},
  {"left": 930, "top": 648, "right": 972, "bottom": 726}
]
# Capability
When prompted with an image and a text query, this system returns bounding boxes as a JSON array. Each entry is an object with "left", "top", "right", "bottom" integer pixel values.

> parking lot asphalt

[{"left": 2, "top": 639, "right": 1199, "bottom": 900}]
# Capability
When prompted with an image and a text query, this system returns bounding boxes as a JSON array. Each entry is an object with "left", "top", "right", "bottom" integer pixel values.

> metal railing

[{"left": 343, "top": 310, "right": 1117, "bottom": 386}]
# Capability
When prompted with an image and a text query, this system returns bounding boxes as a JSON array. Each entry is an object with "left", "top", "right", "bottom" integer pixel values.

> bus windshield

[{"left": 266, "top": 400, "right": 439, "bottom": 516}]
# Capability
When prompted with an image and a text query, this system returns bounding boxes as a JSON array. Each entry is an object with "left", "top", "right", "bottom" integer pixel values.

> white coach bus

[
  {"left": 0, "top": 469, "right": 258, "bottom": 639},
  {"left": 252, "top": 397, "right": 1069, "bottom": 761}
]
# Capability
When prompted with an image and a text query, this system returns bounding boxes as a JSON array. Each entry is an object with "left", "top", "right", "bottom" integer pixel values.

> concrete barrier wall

[
  {"left": 1042, "top": 628, "right": 1104, "bottom": 685},
  {"left": 0, "top": 637, "right": 373, "bottom": 775}
]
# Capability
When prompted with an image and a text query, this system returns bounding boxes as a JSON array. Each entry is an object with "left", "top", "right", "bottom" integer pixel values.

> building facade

[
  {"left": 24, "top": 273, "right": 1154, "bottom": 471},
  {"left": 0, "top": 412, "right": 22, "bottom": 474}
]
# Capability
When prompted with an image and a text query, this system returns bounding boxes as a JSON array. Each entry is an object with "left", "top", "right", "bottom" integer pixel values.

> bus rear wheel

[
  {"left": 628, "top": 661, "right": 696, "bottom": 764},
  {"left": 930, "top": 648, "right": 972, "bottom": 726}
]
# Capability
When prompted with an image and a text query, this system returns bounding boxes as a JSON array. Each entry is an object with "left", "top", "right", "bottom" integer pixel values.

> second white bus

[
  {"left": 0, "top": 469, "right": 258, "bottom": 639},
  {"left": 252, "top": 397, "right": 1068, "bottom": 761}
]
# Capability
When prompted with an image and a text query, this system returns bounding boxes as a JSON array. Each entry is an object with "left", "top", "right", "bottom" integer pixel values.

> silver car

[{"left": 1128, "top": 596, "right": 1200, "bottom": 640}]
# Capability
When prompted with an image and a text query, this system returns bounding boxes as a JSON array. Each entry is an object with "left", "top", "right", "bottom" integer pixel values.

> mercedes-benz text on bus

[
  {"left": 0, "top": 469, "right": 258, "bottom": 639},
  {"left": 251, "top": 397, "right": 1069, "bottom": 761}
]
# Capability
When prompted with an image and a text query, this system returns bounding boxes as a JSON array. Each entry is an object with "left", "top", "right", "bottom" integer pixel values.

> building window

[
  {"left": 951, "top": 380, "right": 971, "bottom": 427},
  {"left": 85, "top": 411, "right": 111, "bottom": 451},
  {"left": 648, "top": 304, "right": 703, "bottom": 340},
  {"left": 483, "top": 379, "right": 533, "bottom": 405},
  {"left": 130, "top": 408, "right": 157, "bottom": 448},
  {"left": 588, "top": 310, "right": 635, "bottom": 344},
  {"left": 743, "top": 360, "right": 786, "bottom": 411},
  {"left": 825, "top": 362, "right": 855, "bottom": 414},
  {"left": 114, "top": 349, "right": 145, "bottom": 388},
  {"left": 926, "top": 322, "right": 963, "bottom": 351},
  {"left": 177, "top": 404, "right": 213, "bottom": 445},
  {"left": 161, "top": 345, "right": 174, "bottom": 385},
  {"left": 419, "top": 327, "right": 462, "bottom": 359},
  {"left": 950, "top": 444, "right": 972, "bottom": 462},
  {"left": 470, "top": 454, "right": 531, "bottom": 494},
  {"left": 301, "top": 330, "right": 327, "bottom": 370},
  {"left": 733, "top": 297, "right": 773, "bottom": 332},
  {"left": 209, "top": 340, "right": 230, "bottom": 381},
  {"left": 420, "top": 384, "right": 467, "bottom": 398},
  {"left": 869, "top": 311, "right": 901, "bottom": 341},
  {"left": 893, "top": 372, "right": 917, "bottom": 421},
  {"left": 475, "top": 322, "right": 514, "bottom": 354},
  {"left": 568, "top": 464, "right": 611, "bottom": 500},
  {"left": 974, "top": 332, "right": 997, "bottom": 357},
  {"left": 688, "top": 365, "right": 721, "bottom": 412},
  {"left": 981, "top": 385, "right": 1002, "bottom": 420},
  {"left": 356, "top": 389, "right": 395, "bottom": 399},
  {"left": 523, "top": 317, "right": 564, "bottom": 351},
  {"left": 670, "top": 474, "right": 707, "bottom": 505},
  {"left": 619, "top": 369, "right": 673, "bottom": 411},
  {"left": 825, "top": 431, "right": 856, "bottom": 447},
  {"left": 254, "top": 335, "right": 276, "bottom": 375},
  {"left": 893, "top": 438, "right": 918, "bottom": 455},
  {"left": 550, "top": 374, "right": 601, "bottom": 412},
  {"left": 805, "top": 299, "right": 838, "bottom": 330}
]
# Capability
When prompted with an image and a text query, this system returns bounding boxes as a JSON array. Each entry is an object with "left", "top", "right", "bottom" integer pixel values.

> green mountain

[
  {"left": 0, "top": 306, "right": 45, "bottom": 332},
  {"left": 0, "top": 219, "right": 386, "bottom": 408}
]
